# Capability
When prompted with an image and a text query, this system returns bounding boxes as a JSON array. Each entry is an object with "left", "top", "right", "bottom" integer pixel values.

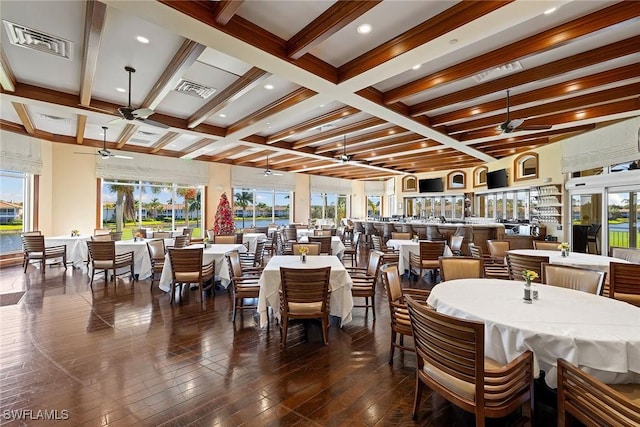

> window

[
  {"left": 402, "top": 175, "right": 417, "bottom": 192},
  {"left": 232, "top": 188, "right": 291, "bottom": 228},
  {"left": 366, "top": 195, "right": 381, "bottom": 218},
  {"left": 447, "top": 170, "right": 466, "bottom": 190},
  {"left": 514, "top": 152, "right": 538, "bottom": 181},
  {"left": 474, "top": 166, "right": 488, "bottom": 187},
  {"left": 101, "top": 180, "right": 204, "bottom": 239},
  {"left": 0, "top": 170, "right": 33, "bottom": 255}
]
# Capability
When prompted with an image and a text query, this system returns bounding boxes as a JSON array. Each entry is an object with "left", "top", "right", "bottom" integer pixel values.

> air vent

[
  {"left": 173, "top": 79, "right": 216, "bottom": 99},
  {"left": 473, "top": 61, "right": 522, "bottom": 83},
  {"left": 39, "top": 114, "right": 70, "bottom": 123},
  {"left": 129, "top": 137, "right": 153, "bottom": 145},
  {"left": 314, "top": 124, "right": 337, "bottom": 132},
  {"left": 3, "top": 20, "right": 73, "bottom": 60}
]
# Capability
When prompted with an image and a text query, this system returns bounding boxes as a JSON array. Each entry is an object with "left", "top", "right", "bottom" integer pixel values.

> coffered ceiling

[{"left": 1, "top": 0, "right": 639, "bottom": 180}]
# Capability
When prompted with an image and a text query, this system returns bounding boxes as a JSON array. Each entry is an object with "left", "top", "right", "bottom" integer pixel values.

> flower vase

[
  {"left": 301, "top": 253, "right": 307, "bottom": 263},
  {"left": 523, "top": 280, "right": 532, "bottom": 304},
  {"left": 561, "top": 249, "right": 568, "bottom": 257}
]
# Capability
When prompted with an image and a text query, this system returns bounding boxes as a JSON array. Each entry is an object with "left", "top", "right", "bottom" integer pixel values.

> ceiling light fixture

[
  {"left": 412, "top": 64, "right": 421, "bottom": 70},
  {"left": 264, "top": 84, "right": 274, "bottom": 90},
  {"left": 544, "top": 7, "right": 557, "bottom": 15},
  {"left": 136, "top": 35, "right": 149, "bottom": 44},
  {"left": 357, "top": 24, "right": 372, "bottom": 34},
  {"left": 219, "top": 113, "right": 226, "bottom": 118},
  {"left": 116, "top": 88, "right": 126, "bottom": 93}
]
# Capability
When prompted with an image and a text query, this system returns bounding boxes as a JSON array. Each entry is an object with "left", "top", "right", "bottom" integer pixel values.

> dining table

[
  {"left": 507, "top": 249, "right": 631, "bottom": 276},
  {"left": 242, "top": 232, "right": 268, "bottom": 252},
  {"left": 385, "top": 239, "right": 453, "bottom": 274},
  {"left": 427, "top": 278, "right": 640, "bottom": 388},
  {"left": 158, "top": 243, "right": 247, "bottom": 292},
  {"left": 298, "top": 235, "right": 346, "bottom": 259},
  {"left": 45, "top": 234, "right": 91, "bottom": 268},
  {"left": 113, "top": 239, "right": 154, "bottom": 280},
  {"left": 257, "top": 255, "right": 354, "bottom": 328}
]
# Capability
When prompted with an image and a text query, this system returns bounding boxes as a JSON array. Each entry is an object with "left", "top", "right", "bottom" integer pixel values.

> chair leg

[
  {"left": 371, "top": 294, "right": 375, "bottom": 319},
  {"left": 389, "top": 331, "right": 396, "bottom": 364},
  {"left": 321, "top": 315, "right": 329, "bottom": 345},
  {"left": 412, "top": 376, "right": 424, "bottom": 420},
  {"left": 280, "top": 317, "right": 288, "bottom": 348}
]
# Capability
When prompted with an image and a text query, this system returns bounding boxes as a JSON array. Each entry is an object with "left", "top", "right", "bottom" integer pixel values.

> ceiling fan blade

[
  {"left": 508, "top": 118, "right": 525, "bottom": 129},
  {"left": 136, "top": 118, "right": 170, "bottom": 129},
  {"left": 113, "top": 154, "right": 133, "bottom": 160},
  {"left": 108, "top": 117, "right": 127, "bottom": 125},
  {"left": 132, "top": 107, "right": 154, "bottom": 119},
  {"left": 519, "top": 124, "right": 552, "bottom": 131},
  {"left": 74, "top": 152, "right": 99, "bottom": 156}
]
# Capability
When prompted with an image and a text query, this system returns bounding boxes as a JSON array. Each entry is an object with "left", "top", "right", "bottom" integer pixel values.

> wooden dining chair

[
  {"left": 439, "top": 256, "right": 485, "bottom": 281},
  {"left": 94, "top": 228, "right": 111, "bottom": 236},
  {"left": 167, "top": 248, "right": 214, "bottom": 304},
  {"left": 346, "top": 250, "right": 382, "bottom": 319},
  {"left": 226, "top": 251, "right": 261, "bottom": 321},
  {"left": 279, "top": 266, "right": 331, "bottom": 348},
  {"left": 314, "top": 229, "right": 332, "bottom": 237},
  {"left": 91, "top": 234, "right": 112, "bottom": 241},
  {"left": 109, "top": 231, "right": 123, "bottom": 241},
  {"left": 405, "top": 295, "right": 534, "bottom": 425},
  {"left": 213, "top": 234, "right": 235, "bottom": 244},
  {"left": 486, "top": 240, "right": 510, "bottom": 264},
  {"left": 557, "top": 358, "right": 640, "bottom": 427},
  {"left": 22, "top": 235, "right": 67, "bottom": 274},
  {"left": 609, "top": 247, "right": 640, "bottom": 264},
  {"left": 371, "top": 235, "right": 399, "bottom": 265},
  {"left": 609, "top": 262, "right": 640, "bottom": 307},
  {"left": 240, "top": 239, "right": 266, "bottom": 268},
  {"left": 341, "top": 230, "right": 360, "bottom": 267},
  {"left": 153, "top": 231, "right": 172, "bottom": 239},
  {"left": 505, "top": 252, "right": 548, "bottom": 283},
  {"left": 541, "top": 263, "right": 605, "bottom": 295},
  {"left": 533, "top": 241, "right": 561, "bottom": 250},
  {"left": 380, "top": 264, "right": 430, "bottom": 365},
  {"left": 21, "top": 231, "right": 42, "bottom": 268},
  {"left": 308, "top": 236, "right": 332, "bottom": 255},
  {"left": 146, "top": 239, "right": 166, "bottom": 290},
  {"left": 86, "top": 240, "right": 134, "bottom": 287},
  {"left": 291, "top": 243, "right": 321, "bottom": 255},
  {"left": 409, "top": 240, "right": 446, "bottom": 286},
  {"left": 468, "top": 243, "right": 509, "bottom": 279},
  {"left": 391, "top": 232, "right": 411, "bottom": 240},
  {"left": 449, "top": 235, "right": 464, "bottom": 256},
  {"left": 171, "top": 235, "right": 190, "bottom": 248}
]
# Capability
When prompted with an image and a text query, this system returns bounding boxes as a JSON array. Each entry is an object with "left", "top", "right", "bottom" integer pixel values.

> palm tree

[
  {"left": 189, "top": 191, "right": 202, "bottom": 229},
  {"left": 108, "top": 184, "right": 135, "bottom": 232},
  {"left": 177, "top": 187, "right": 198, "bottom": 226},
  {"left": 255, "top": 202, "right": 268, "bottom": 217},
  {"left": 147, "top": 198, "right": 162, "bottom": 219},
  {"left": 235, "top": 191, "right": 253, "bottom": 228}
]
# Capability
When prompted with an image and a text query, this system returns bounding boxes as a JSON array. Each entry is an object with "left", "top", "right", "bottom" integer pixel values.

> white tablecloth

[
  {"left": 45, "top": 235, "right": 91, "bottom": 268},
  {"left": 427, "top": 278, "right": 640, "bottom": 388},
  {"left": 114, "top": 240, "right": 153, "bottom": 279},
  {"left": 158, "top": 243, "right": 247, "bottom": 292},
  {"left": 298, "top": 236, "right": 346, "bottom": 258},
  {"left": 147, "top": 230, "right": 182, "bottom": 238},
  {"left": 386, "top": 239, "right": 452, "bottom": 273},
  {"left": 507, "top": 249, "right": 630, "bottom": 273},
  {"left": 296, "top": 229, "right": 315, "bottom": 238},
  {"left": 243, "top": 233, "right": 267, "bottom": 252},
  {"left": 257, "top": 255, "right": 354, "bottom": 328}
]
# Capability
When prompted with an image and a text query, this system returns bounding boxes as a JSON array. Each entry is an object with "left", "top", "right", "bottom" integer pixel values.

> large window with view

[
  {"left": 101, "top": 179, "right": 204, "bottom": 239},
  {"left": 311, "top": 193, "right": 347, "bottom": 226},
  {"left": 0, "top": 170, "right": 33, "bottom": 255},
  {"left": 233, "top": 188, "right": 291, "bottom": 229}
]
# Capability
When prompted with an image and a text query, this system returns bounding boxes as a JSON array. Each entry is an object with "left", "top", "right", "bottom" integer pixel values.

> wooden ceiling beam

[
  {"left": 339, "top": 1, "right": 507, "bottom": 82},
  {"left": 233, "top": 150, "right": 274, "bottom": 165},
  {"left": 149, "top": 132, "right": 181, "bottom": 154},
  {"left": 410, "top": 36, "right": 640, "bottom": 116},
  {"left": 116, "top": 124, "right": 138, "bottom": 148},
  {"left": 79, "top": 0, "right": 107, "bottom": 106},
  {"left": 351, "top": 139, "right": 436, "bottom": 159},
  {"left": 266, "top": 106, "right": 359, "bottom": 144},
  {"left": 208, "top": 145, "right": 251, "bottom": 161},
  {"left": 287, "top": 0, "right": 381, "bottom": 60},
  {"left": 11, "top": 102, "right": 35, "bottom": 134},
  {"left": 346, "top": 134, "right": 429, "bottom": 155},
  {"left": 292, "top": 117, "right": 385, "bottom": 149},
  {"left": 213, "top": 0, "right": 244, "bottom": 25},
  {"left": 76, "top": 115, "right": 87, "bottom": 144},
  {"left": 188, "top": 67, "right": 269, "bottom": 128},
  {"left": 142, "top": 39, "right": 206, "bottom": 110},
  {"left": 458, "top": 123, "right": 596, "bottom": 142},
  {"left": 227, "top": 88, "right": 317, "bottom": 134},
  {"left": 385, "top": 2, "right": 640, "bottom": 104},
  {"left": 0, "top": 47, "right": 15, "bottom": 92},
  {"left": 178, "top": 138, "right": 216, "bottom": 157},
  {"left": 468, "top": 124, "right": 595, "bottom": 148},
  {"left": 313, "top": 126, "right": 409, "bottom": 154}
]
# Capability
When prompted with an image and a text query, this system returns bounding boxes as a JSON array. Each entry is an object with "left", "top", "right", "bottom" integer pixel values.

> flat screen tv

[
  {"left": 418, "top": 178, "right": 444, "bottom": 193},
  {"left": 487, "top": 169, "right": 508, "bottom": 189}
]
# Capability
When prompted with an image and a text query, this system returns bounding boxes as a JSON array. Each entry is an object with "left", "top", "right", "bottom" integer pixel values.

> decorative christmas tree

[{"left": 214, "top": 192, "right": 235, "bottom": 235}]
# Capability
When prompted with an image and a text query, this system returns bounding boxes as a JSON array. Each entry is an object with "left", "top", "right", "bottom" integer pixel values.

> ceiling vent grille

[
  {"left": 3, "top": 21, "right": 73, "bottom": 60},
  {"left": 473, "top": 61, "right": 522, "bottom": 83},
  {"left": 173, "top": 79, "right": 216, "bottom": 99}
]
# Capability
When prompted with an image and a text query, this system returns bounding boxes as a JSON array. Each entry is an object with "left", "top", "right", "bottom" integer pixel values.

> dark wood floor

[{"left": 0, "top": 254, "right": 556, "bottom": 426}]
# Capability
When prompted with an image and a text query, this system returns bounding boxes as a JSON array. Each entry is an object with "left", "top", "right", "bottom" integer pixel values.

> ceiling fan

[
  {"left": 75, "top": 126, "right": 133, "bottom": 160},
  {"left": 262, "top": 155, "right": 282, "bottom": 176},
  {"left": 108, "top": 66, "right": 169, "bottom": 129},
  {"left": 498, "top": 89, "right": 552, "bottom": 134},
  {"left": 339, "top": 135, "right": 352, "bottom": 163}
]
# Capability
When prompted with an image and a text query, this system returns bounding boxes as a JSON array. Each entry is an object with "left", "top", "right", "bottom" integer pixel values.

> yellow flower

[
  {"left": 299, "top": 246, "right": 309, "bottom": 254},
  {"left": 71, "top": 229, "right": 79, "bottom": 236},
  {"left": 522, "top": 270, "right": 538, "bottom": 282},
  {"left": 558, "top": 242, "right": 570, "bottom": 250}
]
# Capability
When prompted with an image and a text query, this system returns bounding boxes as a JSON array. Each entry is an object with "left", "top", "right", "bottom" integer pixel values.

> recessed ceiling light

[
  {"left": 219, "top": 113, "right": 226, "bottom": 118},
  {"left": 116, "top": 88, "right": 126, "bottom": 93},
  {"left": 264, "top": 84, "right": 274, "bottom": 90},
  {"left": 357, "top": 24, "right": 372, "bottom": 34},
  {"left": 449, "top": 38, "right": 458, "bottom": 45},
  {"left": 412, "top": 64, "right": 421, "bottom": 70},
  {"left": 136, "top": 36, "right": 149, "bottom": 44},
  {"left": 544, "top": 7, "right": 556, "bottom": 15}
]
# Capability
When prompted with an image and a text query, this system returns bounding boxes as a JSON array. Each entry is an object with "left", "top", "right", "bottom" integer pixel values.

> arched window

[
  {"left": 402, "top": 175, "right": 417, "bottom": 192},
  {"left": 514, "top": 152, "right": 538, "bottom": 181},
  {"left": 473, "top": 166, "right": 488, "bottom": 188},
  {"left": 447, "top": 170, "right": 466, "bottom": 190}
]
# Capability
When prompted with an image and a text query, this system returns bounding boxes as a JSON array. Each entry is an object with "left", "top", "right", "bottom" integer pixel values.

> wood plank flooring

[{"left": 0, "top": 254, "right": 556, "bottom": 426}]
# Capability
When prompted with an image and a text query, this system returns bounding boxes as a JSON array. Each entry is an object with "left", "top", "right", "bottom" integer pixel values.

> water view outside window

[
  {"left": 101, "top": 180, "right": 203, "bottom": 239},
  {"left": 0, "top": 170, "right": 27, "bottom": 254},
  {"left": 232, "top": 188, "right": 290, "bottom": 229}
]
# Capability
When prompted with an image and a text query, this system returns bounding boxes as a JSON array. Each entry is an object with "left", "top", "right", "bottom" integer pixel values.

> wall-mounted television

[
  {"left": 487, "top": 169, "right": 508, "bottom": 189},
  {"left": 418, "top": 178, "right": 444, "bottom": 193}
]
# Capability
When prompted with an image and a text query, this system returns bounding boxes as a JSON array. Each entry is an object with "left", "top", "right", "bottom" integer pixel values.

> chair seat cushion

[
  {"left": 93, "top": 260, "right": 113, "bottom": 269},
  {"left": 422, "top": 357, "right": 503, "bottom": 402},
  {"left": 421, "top": 260, "right": 439, "bottom": 268},
  {"left": 287, "top": 301, "right": 322, "bottom": 314},
  {"left": 175, "top": 272, "right": 201, "bottom": 282}
]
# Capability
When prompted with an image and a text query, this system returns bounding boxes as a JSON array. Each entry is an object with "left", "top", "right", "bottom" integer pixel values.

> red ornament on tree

[{"left": 214, "top": 192, "right": 235, "bottom": 235}]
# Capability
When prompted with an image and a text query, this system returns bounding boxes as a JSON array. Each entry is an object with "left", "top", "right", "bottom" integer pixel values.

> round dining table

[
  {"left": 507, "top": 249, "right": 630, "bottom": 272},
  {"left": 427, "top": 278, "right": 640, "bottom": 388}
]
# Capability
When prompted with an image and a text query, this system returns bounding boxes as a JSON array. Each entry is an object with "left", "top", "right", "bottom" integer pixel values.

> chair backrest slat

[
  {"left": 541, "top": 263, "right": 605, "bottom": 295},
  {"left": 506, "top": 252, "right": 548, "bottom": 282}
]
